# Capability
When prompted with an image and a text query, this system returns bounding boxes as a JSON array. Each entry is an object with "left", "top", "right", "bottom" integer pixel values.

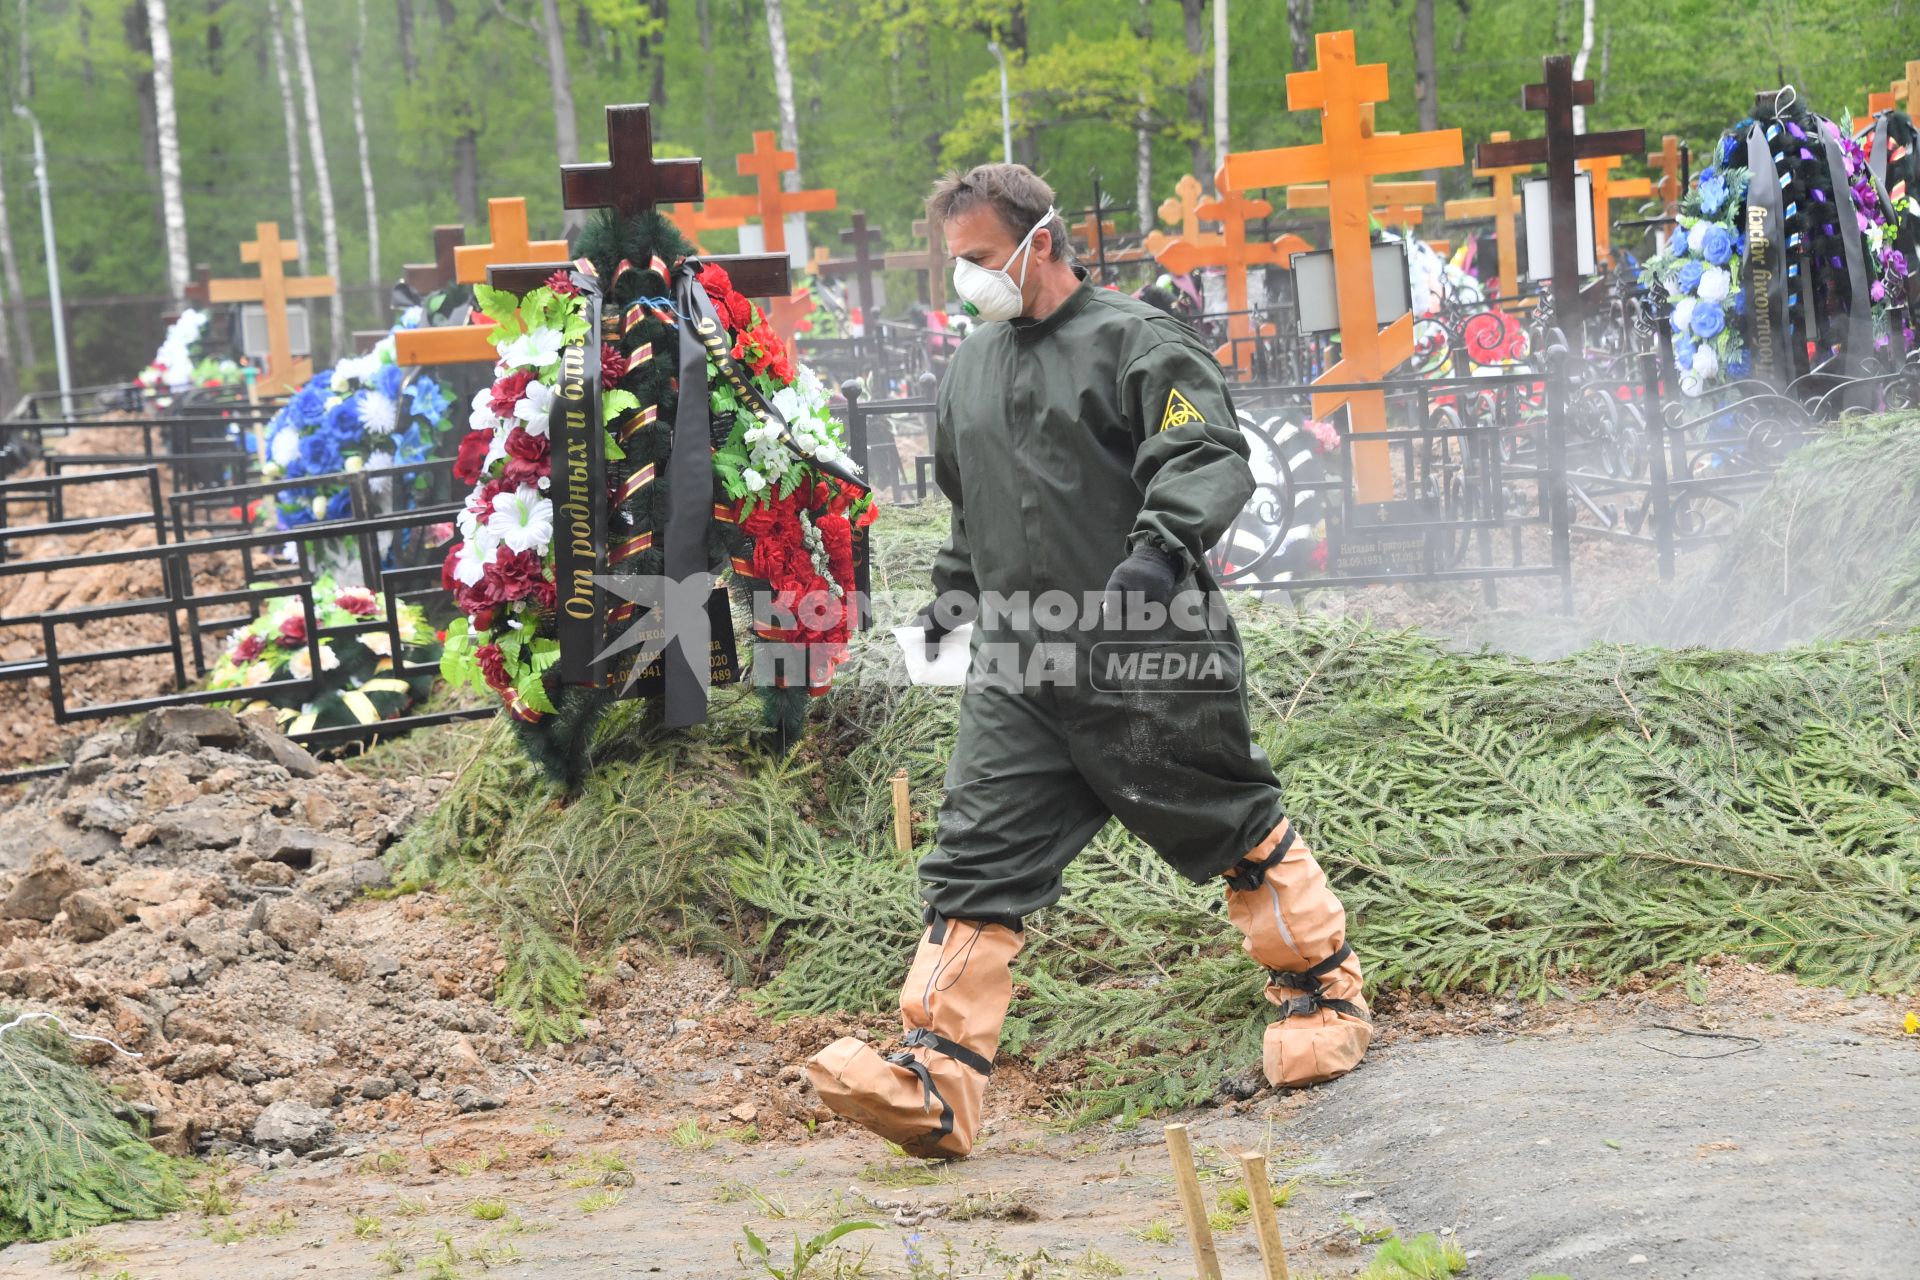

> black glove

[
  {"left": 913, "top": 597, "right": 975, "bottom": 660},
  {"left": 1101, "top": 543, "right": 1183, "bottom": 630}
]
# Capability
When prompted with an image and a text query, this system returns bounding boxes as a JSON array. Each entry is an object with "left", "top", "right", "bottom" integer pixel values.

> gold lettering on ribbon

[{"left": 1747, "top": 203, "right": 1772, "bottom": 381}]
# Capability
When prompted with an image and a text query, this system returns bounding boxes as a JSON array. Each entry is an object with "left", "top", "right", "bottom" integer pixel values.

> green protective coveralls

[
  {"left": 919, "top": 275, "right": 1280, "bottom": 920},
  {"left": 805, "top": 273, "right": 1369, "bottom": 1159}
]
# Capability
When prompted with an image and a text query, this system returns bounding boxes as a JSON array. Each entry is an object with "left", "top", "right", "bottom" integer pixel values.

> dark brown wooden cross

[
  {"left": 883, "top": 218, "right": 950, "bottom": 312},
  {"left": 563, "top": 103, "right": 704, "bottom": 218},
  {"left": 1477, "top": 55, "right": 1644, "bottom": 343},
  {"left": 820, "top": 211, "right": 886, "bottom": 316},
  {"left": 182, "top": 262, "right": 214, "bottom": 306},
  {"left": 403, "top": 225, "right": 467, "bottom": 294}
]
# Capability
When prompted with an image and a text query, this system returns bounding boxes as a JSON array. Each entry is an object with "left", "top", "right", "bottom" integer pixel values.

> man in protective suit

[{"left": 806, "top": 164, "right": 1371, "bottom": 1159}]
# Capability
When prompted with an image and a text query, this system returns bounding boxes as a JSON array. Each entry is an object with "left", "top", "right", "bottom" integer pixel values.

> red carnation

[
  {"left": 277, "top": 613, "right": 307, "bottom": 648},
  {"left": 696, "top": 262, "right": 734, "bottom": 297},
  {"left": 501, "top": 456, "right": 549, "bottom": 489},
  {"left": 334, "top": 587, "right": 379, "bottom": 617},
  {"left": 725, "top": 292, "right": 752, "bottom": 330},
  {"left": 454, "top": 428, "right": 494, "bottom": 484},
  {"left": 442, "top": 543, "right": 464, "bottom": 593},
  {"left": 505, "top": 426, "right": 549, "bottom": 463},
  {"left": 231, "top": 633, "right": 265, "bottom": 664},
  {"left": 545, "top": 270, "right": 580, "bottom": 297},
  {"left": 601, "top": 343, "right": 629, "bottom": 387},
  {"left": 489, "top": 368, "right": 534, "bottom": 418},
  {"left": 475, "top": 643, "right": 512, "bottom": 694}
]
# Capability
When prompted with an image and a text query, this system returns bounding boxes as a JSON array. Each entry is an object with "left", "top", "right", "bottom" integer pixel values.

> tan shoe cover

[
  {"left": 806, "top": 920, "right": 1024, "bottom": 1159},
  {"left": 1225, "top": 823, "right": 1372, "bottom": 1088}
]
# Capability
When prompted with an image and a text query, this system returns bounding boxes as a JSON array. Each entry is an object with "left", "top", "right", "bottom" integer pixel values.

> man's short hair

[{"left": 927, "top": 164, "right": 1068, "bottom": 262}]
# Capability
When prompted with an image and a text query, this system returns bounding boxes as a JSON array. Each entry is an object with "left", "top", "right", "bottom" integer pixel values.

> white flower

[
  {"left": 269, "top": 425, "right": 301, "bottom": 469},
  {"left": 485, "top": 484, "right": 553, "bottom": 555},
  {"left": 1680, "top": 370, "right": 1705, "bottom": 397},
  {"left": 452, "top": 538, "right": 486, "bottom": 586},
  {"left": 795, "top": 364, "right": 828, "bottom": 412},
  {"left": 334, "top": 351, "right": 380, "bottom": 387},
  {"left": 1670, "top": 297, "right": 1696, "bottom": 334},
  {"left": 400, "top": 305, "right": 425, "bottom": 329},
  {"left": 345, "top": 455, "right": 365, "bottom": 473},
  {"left": 483, "top": 425, "right": 512, "bottom": 473},
  {"left": 361, "top": 390, "right": 398, "bottom": 436},
  {"left": 503, "top": 327, "right": 564, "bottom": 370},
  {"left": 513, "top": 381, "right": 555, "bottom": 430},
  {"left": 1691, "top": 345, "right": 1720, "bottom": 380},
  {"left": 311, "top": 495, "right": 330, "bottom": 520},
  {"left": 367, "top": 449, "right": 394, "bottom": 498},
  {"left": 1697, "top": 266, "right": 1730, "bottom": 303},
  {"left": 469, "top": 388, "right": 504, "bottom": 436},
  {"left": 742, "top": 468, "right": 767, "bottom": 493},
  {"left": 361, "top": 631, "right": 393, "bottom": 658},
  {"left": 771, "top": 386, "right": 806, "bottom": 423},
  {"left": 1687, "top": 222, "right": 1709, "bottom": 256}
]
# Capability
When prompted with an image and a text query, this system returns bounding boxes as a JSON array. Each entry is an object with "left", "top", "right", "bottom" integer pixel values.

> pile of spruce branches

[{"left": 402, "top": 442, "right": 1920, "bottom": 1117}]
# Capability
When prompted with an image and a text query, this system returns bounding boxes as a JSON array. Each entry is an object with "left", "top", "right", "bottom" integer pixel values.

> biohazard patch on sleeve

[{"left": 1159, "top": 387, "right": 1203, "bottom": 432}]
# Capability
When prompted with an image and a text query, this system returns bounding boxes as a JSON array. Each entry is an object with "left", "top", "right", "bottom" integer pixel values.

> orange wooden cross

[
  {"left": 766, "top": 285, "right": 817, "bottom": 351},
  {"left": 394, "top": 197, "right": 570, "bottom": 366},
  {"left": 207, "top": 222, "right": 335, "bottom": 395},
  {"left": 1444, "top": 131, "right": 1533, "bottom": 300},
  {"left": 666, "top": 194, "right": 757, "bottom": 253},
  {"left": 1071, "top": 210, "right": 1117, "bottom": 257},
  {"left": 1577, "top": 154, "right": 1652, "bottom": 265},
  {"left": 1646, "top": 135, "right": 1685, "bottom": 219},
  {"left": 1224, "top": 29, "right": 1463, "bottom": 501},
  {"left": 1873, "top": 59, "right": 1920, "bottom": 113},
  {"left": 1285, "top": 105, "right": 1442, "bottom": 225},
  {"left": 1375, "top": 203, "right": 1428, "bottom": 232},
  {"left": 736, "top": 131, "right": 838, "bottom": 255},
  {"left": 1151, "top": 165, "right": 1312, "bottom": 376},
  {"left": 883, "top": 218, "right": 950, "bottom": 312},
  {"left": 1143, "top": 174, "right": 1221, "bottom": 263}
]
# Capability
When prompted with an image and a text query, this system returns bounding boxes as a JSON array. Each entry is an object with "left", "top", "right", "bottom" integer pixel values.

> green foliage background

[{"left": 2, "top": 1, "right": 1916, "bottom": 389}]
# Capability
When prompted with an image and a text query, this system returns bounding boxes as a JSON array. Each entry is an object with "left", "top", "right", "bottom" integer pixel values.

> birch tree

[
  {"left": 1211, "top": 0, "right": 1227, "bottom": 170},
  {"left": 267, "top": 0, "right": 309, "bottom": 270},
  {"left": 1177, "top": 0, "right": 1208, "bottom": 187},
  {"left": 144, "top": 0, "right": 189, "bottom": 300},
  {"left": 351, "top": 0, "right": 381, "bottom": 287},
  {"left": 538, "top": 0, "right": 579, "bottom": 171},
  {"left": 1135, "top": 0, "right": 1152, "bottom": 231},
  {"left": 765, "top": 0, "right": 801, "bottom": 192},
  {"left": 287, "top": 0, "right": 345, "bottom": 358},
  {"left": 2, "top": 0, "right": 34, "bottom": 372},
  {"left": 1571, "top": 0, "right": 1596, "bottom": 133}
]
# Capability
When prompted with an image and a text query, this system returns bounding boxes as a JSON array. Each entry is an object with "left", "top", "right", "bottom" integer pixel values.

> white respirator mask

[{"left": 952, "top": 208, "right": 1057, "bottom": 323}]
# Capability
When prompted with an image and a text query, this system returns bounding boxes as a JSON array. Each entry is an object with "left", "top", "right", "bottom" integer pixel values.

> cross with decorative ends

[
  {"left": 395, "top": 197, "right": 571, "bottom": 367},
  {"left": 735, "top": 131, "right": 838, "bottom": 256},
  {"left": 883, "top": 218, "right": 950, "bottom": 312},
  {"left": 1576, "top": 155, "right": 1652, "bottom": 266},
  {"left": 1477, "top": 55, "right": 1644, "bottom": 345},
  {"left": 1150, "top": 165, "right": 1312, "bottom": 377},
  {"left": 562, "top": 103, "right": 703, "bottom": 218},
  {"left": 1144, "top": 174, "right": 1220, "bottom": 265},
  {"left": 403, "top": 225, "right": 467, "bottom": 295},
  {"left": 1224, "top": 28, "right": 1463, "bottom": 502},
  {"left": 207, "top": 222, "right": 335, "bottom": 395},
  {"left": 1646, "top": 135, "right": 1686, "bottom": 220},
  {"left": 821, "top": 211, "right": 887, "bottom": 317},
  {"left": 1444, "top": 130, "right": 1534, "bottom": 300}
]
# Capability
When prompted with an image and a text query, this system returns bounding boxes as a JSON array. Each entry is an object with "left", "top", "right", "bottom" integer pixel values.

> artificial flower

[{"left": 486, "top": 485, "right": 554, "bottom": 555}]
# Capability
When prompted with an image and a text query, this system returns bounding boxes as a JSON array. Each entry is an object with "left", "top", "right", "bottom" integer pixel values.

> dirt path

[{"left": 6, "top": 973, "right": 1912, "bottom": 1280}]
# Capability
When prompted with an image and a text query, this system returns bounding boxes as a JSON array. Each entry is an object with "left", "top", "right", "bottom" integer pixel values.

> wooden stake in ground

[
  {"left": 1238, "top": 1150, "right": 1292, "bottom": 1280},
  {"left": 1163, "top": 1123, "right": 1223, "bottom": 1280},
  {"left": 891, "top": 768, "right": 911, "bottom": 854}
]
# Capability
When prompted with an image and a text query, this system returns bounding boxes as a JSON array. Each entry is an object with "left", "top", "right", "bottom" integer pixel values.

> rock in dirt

[
  {"left": 251, "top": 1099, "right": 335, "bottom": 1153},
  {"left": 450, "top": 1084, "right": 501, "bottom": 1113},
  {"left": 3, "top": 849, "right": 92, "bottom": 922},
  {"left": 61, "top": 887, "right": 123, "bottom": 942},
  {"left": 251, "top": 893, "right": 325, "bottom": 950}
]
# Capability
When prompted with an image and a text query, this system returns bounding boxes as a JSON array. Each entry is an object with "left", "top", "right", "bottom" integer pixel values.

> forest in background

[{"left": 0, "top": 0, "right": 1914, "bottom": 393}]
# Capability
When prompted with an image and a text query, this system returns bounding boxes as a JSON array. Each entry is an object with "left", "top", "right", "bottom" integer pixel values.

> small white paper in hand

[{"left": 892, "top": 623, "right": 973, "bottom": 686}]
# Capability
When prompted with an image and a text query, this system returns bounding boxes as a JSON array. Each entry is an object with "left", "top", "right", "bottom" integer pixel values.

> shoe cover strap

[
  {"left": 900, "top": 1026, "right": 994, "bottom": 1076},
  {"left": 1224, "top": 822, "right": 1296, "bottom": 891}
]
